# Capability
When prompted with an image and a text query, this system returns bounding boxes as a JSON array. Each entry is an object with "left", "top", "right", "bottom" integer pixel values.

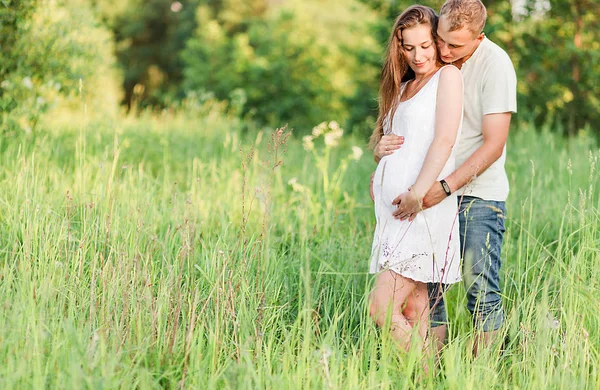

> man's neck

[{"left": 454, "top": 39, "right": 484, "bottom": 69}]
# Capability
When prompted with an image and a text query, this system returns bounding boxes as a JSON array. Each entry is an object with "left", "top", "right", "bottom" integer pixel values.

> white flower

[
  {"left": 312, "top": 122, "right": 327, "bottom": 137},
  {"left": 324, "top": 128, "right": 343, "bottom": 148},
  {"left": 351, "top": 146, "right": 363, "bottom": 161},
  {"left": 22, "top": 77, "right": 33, "bottom": 90},
  {"left": 303, "top": 135, "right": 315, "bottom": 151},
  {"left": 329, "top": 121, "right": 340, "bottom": 131}
]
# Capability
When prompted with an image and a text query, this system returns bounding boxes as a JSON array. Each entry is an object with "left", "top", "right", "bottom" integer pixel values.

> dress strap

[{"left": 399, "top": 81, "right": 408, "bottom": 97}]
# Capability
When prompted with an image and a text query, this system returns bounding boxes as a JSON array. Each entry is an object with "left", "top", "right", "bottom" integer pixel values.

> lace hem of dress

[{"left": 371, "top": 240, "right": 461, "bottom": 284}]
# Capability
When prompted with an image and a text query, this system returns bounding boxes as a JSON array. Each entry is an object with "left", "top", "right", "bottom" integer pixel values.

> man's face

[{"left": 436, "top": 15, "right": 484, "bottom": 65}]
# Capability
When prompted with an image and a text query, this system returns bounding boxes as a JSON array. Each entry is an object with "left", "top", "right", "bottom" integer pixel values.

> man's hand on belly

[
  {"left": 392, "top": 189, "right": 423, "bottom": 221},
  {"left": 422, "top": 182, "right": 447, "bottom": 209}
]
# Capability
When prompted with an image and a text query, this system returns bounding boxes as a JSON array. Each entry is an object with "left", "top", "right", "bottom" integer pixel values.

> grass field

[{"left": 0, "top": 103, "right": 598, "bottom": 388}]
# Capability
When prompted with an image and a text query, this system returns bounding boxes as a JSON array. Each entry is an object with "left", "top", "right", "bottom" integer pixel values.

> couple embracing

[{"left": 368, "top": 0, "right": 516, "bottom": 357}]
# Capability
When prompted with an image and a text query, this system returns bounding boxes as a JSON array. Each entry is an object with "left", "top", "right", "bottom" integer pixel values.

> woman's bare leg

[
  {"left": 369, "top": 270, "right": 417, "bottom": 351},
  {"left": 403, "top": 282, "right": 430, "bottom": 347},
  {"left": 403, "top": 282, "right": 431, "bottom": 373}
]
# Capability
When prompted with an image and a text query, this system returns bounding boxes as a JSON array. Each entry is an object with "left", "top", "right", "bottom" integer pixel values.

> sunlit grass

[{"left": 0, "top": 106, "right": 598, "bottom": 388}]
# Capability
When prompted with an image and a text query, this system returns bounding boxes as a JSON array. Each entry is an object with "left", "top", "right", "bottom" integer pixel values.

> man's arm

[{"left": 422, "top": 112, "right": 512, "bottom": 209}]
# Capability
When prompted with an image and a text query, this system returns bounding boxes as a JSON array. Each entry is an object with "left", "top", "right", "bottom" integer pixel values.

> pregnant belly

[{"left": 374, "top": 154, "right": 421, "bottom": 206}]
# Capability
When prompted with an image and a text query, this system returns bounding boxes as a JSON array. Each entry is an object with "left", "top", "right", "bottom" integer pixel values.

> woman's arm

[{"left": 392, "top": 66, "right": 463, "bottom": 220}]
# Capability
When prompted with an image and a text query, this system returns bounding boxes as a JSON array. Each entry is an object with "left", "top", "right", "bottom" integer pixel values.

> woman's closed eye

[{"left": 403, "top": 44, "right": 431, "bottom": 51}]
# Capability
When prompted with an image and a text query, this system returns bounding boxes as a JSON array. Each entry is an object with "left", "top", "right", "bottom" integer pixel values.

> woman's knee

[
  {"left": 405, "top": 283, "right": 429, "bottom": 321},
  {"left": 402, "top": 299, "right": 417, "bottom": 321}
]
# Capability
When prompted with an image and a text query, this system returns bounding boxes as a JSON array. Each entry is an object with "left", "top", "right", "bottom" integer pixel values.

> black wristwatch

[{"left": 440, "top": 179, "right": 452, "bottom": 196}]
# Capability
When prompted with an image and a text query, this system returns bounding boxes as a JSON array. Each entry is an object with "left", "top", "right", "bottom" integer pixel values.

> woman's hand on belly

[{"left": 374, "top": 134, "right": 404, "bottom": 162}]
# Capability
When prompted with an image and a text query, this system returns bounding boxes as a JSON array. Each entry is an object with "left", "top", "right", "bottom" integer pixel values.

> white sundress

[{"left": 369, "top": 67, "right": 462, "bottom": 284}]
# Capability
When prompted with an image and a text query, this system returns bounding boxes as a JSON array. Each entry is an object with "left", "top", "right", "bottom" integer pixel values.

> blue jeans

[{"left": 429, "top": 196, "right": 506, "bottom": 332}]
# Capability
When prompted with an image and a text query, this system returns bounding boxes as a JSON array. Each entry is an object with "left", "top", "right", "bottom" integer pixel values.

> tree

[
  {"left": 182, "top": 0, "right": 380, "bottom": 133},
  {"left": 93, "top": 0, "right": 202, "bottom": 109},
  {"left": 0, "top": 0, "right": 119, "bottom": 135},
  {"left": 494, "top": 0, "right": 600, "bottom": 134}
]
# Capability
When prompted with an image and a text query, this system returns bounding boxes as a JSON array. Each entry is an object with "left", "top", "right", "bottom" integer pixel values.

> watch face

[{"left": 441, "top": 181, "right": 451, "bottom": 195}]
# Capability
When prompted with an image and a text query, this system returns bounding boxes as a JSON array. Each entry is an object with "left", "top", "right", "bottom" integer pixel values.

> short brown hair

[{"left": 440, "top": 0, "right": 487, "bottom": 35}]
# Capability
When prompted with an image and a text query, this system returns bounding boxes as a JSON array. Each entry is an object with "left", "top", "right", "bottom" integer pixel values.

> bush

[
  {"left": 0, "top": 0, "right": 121, "bottom": 135},
  {"left": 182, "top": 1, "right": 380, "bottom": 134}
]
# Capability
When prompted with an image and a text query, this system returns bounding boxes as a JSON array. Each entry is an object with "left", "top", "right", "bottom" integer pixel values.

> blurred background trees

[
  {"left": 1, "top": 0, "right": 119, "bottom": 135},
  {"left": 181, "top": 0, "right": 380, "bottom": 131},
  {"left": 1, "top": 0, "right": 599, "bottom": 137},
  {"left": 501, "top": 0, "right": 600, "bottom": 135}
]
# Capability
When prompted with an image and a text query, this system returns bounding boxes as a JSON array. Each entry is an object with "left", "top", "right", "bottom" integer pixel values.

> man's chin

[{"left": 441, "top": 57, "right": 455, "bottom": 64}]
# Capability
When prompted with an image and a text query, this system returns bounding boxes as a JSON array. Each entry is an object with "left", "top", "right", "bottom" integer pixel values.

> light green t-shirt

[{"left": 456, "top": 37, "right": 517, "bottom": 201}]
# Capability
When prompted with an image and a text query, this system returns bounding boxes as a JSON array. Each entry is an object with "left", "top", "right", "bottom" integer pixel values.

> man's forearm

[{"left": 444, "top": 142, "right": 503, "bottom": 193}]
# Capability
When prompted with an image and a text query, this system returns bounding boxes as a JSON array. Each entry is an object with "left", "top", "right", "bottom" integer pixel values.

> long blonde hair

[{"left": 369, "top": 5, "right": 442, "bottom": 149}]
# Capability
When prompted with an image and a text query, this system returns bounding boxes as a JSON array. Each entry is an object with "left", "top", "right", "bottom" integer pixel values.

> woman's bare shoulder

[
  {"left": 436, "top": 65, "right": 463, "bottom": 102},
  {"left": 439, "top": 64, "right": 462, "bottom": 80}
]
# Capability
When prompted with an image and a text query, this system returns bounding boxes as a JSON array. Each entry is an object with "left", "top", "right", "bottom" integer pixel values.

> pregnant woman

[{"left": 368, "top": 5, "right": 463, "bottom": 354}]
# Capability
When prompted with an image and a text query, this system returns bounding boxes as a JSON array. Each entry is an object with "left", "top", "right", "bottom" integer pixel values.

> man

[{"left": 374, "top": 0, "right": 517, "bottom": 355}]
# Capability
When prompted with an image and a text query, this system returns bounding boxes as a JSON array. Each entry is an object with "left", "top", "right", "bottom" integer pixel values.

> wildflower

[
  {"left": 351, "top": 146, "right": 363, "bottom": 161},
  {"left": 312, "top": 122, "right": 327, "bottom": 137},
  {"left": 303, "top": 135, "right": 315, "bottom": 151},
  {"left": 22, "top": 77, "right": 33, "bottom": 90},
  {"left": 324, "top": 127, "right": 343, "bottom": 148}
]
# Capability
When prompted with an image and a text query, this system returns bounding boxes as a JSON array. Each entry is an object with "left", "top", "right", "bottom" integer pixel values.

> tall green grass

[{"left": 0, "top": 105, "right": 598, "bottom": 388}]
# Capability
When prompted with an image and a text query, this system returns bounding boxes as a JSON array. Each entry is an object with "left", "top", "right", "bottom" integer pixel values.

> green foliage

[
  {"left": 0, "top": 0, "right": 36, "bottom": 73},
  {"left": 493, "top": 0, "right": 600, "bottom": 135},
  {"left": 93, "top": 0, "right": 202, "bottom": 108},
  {"left": 0, "top": 0, "right": 120, "bottom": 135},
  {"left": 0, "top": 0, "right": 37, "bottom": 130},
  {"left": 182, "top": 0, "right": 380, "bottom": 133},
  {"left": 3, "top": 0, "right": 600, "bottom": 138}
]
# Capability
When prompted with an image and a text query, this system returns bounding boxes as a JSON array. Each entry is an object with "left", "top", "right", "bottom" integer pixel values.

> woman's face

[{"left": 400, "top": 24, "right": 437, "bottom": 76}]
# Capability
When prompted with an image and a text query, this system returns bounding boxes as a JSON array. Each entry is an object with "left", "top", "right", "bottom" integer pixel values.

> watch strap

[{"left": 440, "top": 179, "right": 451, "bottom": 196}]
